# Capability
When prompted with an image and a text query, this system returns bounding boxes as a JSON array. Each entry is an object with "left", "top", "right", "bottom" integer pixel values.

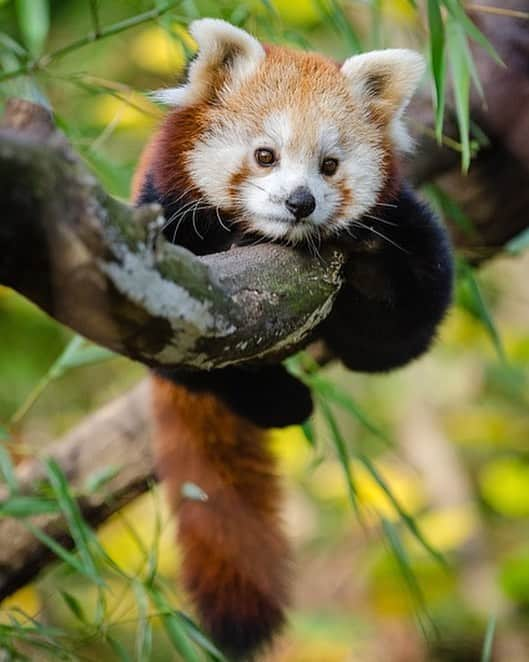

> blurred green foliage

[{"left": 1, "top": 1, "right": 529, "bottom": 661}]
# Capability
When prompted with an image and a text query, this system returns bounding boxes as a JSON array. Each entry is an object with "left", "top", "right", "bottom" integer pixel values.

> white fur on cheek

[
  {"left": 187, "top": 133, "right": 248, "bottom": 207},
  {"left": 333, "top": 140, "right": 385, "bottom": 230}
]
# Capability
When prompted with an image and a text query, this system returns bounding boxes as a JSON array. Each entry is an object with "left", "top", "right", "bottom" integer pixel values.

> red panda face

[{"left": 153, "top": 19, "right": 424, "bottom": 245}]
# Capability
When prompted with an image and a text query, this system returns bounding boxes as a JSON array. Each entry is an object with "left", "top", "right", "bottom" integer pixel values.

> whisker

[
  {"left": 192, "top": 201, "right": 205, "bottom": 240},
  {"left": 243, "top": 181, "right": 267, "bottom": 193},
  {"left": 215, "top": 206, "right": 232, "bottom": 233},
  {"left": 363, "top": 213, "right": 398, "bottom": 227},
  {"left": 350, "top": 220, "right": 408, "bottom": 253}
]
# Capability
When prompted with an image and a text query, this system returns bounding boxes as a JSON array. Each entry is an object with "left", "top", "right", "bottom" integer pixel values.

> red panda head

[{"left": 153, "top": 19, "right": 424, "bottom": 244}]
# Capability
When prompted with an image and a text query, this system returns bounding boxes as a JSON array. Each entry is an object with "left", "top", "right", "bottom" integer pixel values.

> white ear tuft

[
  {"left": 151, "top": 18, "right": 265, "bottom": 107},
  {"left": 189, "top": 18, "right": 265, "bottom": 67},
  {"left": 341, "top": 49, "right": 425, "bottom": 112},
  {"left": 149, "top": 88, "right": 189, "bottom": 106},
  {"left": 341, "top": 49, "right": 425, "bottom": 151}
]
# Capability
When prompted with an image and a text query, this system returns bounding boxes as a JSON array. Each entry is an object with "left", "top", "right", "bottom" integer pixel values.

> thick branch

[
  {"left": 0, "top": 381, "right": 153, "bottom": 601},
  {"left": 0, "top": 99, "right": 345, "bottom": 371}
]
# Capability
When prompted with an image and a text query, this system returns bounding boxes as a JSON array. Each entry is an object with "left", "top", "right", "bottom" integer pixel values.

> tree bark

[
  {"left": 0, "top": 99, "right": 345, "bottom": 371},
  {"left": 0, "top": 381, "right": 153, "bottom": 600}
]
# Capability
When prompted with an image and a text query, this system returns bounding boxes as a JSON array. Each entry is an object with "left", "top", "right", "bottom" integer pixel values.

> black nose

[{"left": 285, "top": 186, "right": 316, "bottom": 219}]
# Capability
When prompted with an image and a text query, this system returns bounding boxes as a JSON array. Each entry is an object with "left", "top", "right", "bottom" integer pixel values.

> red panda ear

[
  {"left": 341, "top": 49, "right": 425, "bottom": 115},
  {"left": 340, "top": 49, "right": 425, "bottom": 151},
  {"left": 152, "top": 19, "right": 265, "bottom": 106}
]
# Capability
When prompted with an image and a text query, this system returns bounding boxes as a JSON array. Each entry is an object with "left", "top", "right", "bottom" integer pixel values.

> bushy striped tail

[{"left": 151, "top": 375, "right": 291, "bottom": 660}]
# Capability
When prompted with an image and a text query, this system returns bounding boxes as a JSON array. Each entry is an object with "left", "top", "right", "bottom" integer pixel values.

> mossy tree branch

[{"left": 0, "top": 99, "right": 345, "bottom": 371}]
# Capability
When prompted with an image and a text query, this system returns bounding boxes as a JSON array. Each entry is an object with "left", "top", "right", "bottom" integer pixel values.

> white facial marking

[
  {"left": 186, "top": 106, "right": 386, "bottom": 243},
  {"left": 234, "top": 111, "right": 384, "bottom": 242}
]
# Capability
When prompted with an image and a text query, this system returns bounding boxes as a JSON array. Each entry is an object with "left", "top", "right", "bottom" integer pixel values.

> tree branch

[
  {"left": 0, "top": 99, "right": 345, "bottom": 370},
  {"left": 0, "top": 381, "right": 153, "bottom": 600}
]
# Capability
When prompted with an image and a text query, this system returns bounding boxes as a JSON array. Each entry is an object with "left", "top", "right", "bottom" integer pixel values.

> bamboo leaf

[
  {"left": 148, "top": 587, "right": 204, "bottom": 662},
  {"left": 106, "top": 634, "right": 133, "bottom": 662},
  {"left": 301, "top": 419, "right": 316, "bottom": 448},
  {"left": 23, "top": 521, "right": 102, "bottom": 583},
  {"left": 0, "top": 496, "right": 59, "bottom": 517},
  {"left": 177, "top": 610, "right": 230, "bottom": 662},
  {"left": 318, "top": 398, "right": 359, "bottom": 515},
  {"left": 0, "top": 444, "right": 18, "bottom": 493},
  {"left": 422, "top": 183, "right": 476, "bottom": 236},
  {"left": 442, "top": 0, "right": 503, "bottom": 66},
  {"left": 380, "top": 517, "right": 432, "bottom": 637},
  {"left": 84, "top": 465, "right": 121, "bottom": 494},
  {"left": 358, "top": 452, "right": 446, "bottom": 566},
  {"left": 44, "top": 458, "right": 101, "bottom": 579},
  {"left": 458, "top": 261, "right": 506, "bottom": 363},
  {"left": 133, "top": 582, "right": 153, "bottom": 662},
  {"left": 14, "top": 0, "right": 49, "bottom": 56},
  {"left": 506, "top": 227, "right": 529, "bottom": 256},
  {"left": 311, "top": 376, "right": 389, "bottom": 444},
  {"left": 427, "top": 0, "right": 446, "bottom": 142},
  {"left": 59, "top": 591, "right": 86, "bottom": 624},
  {"left": 481, "top": 615, "right": 496, "bottom": 662},
  {"left": 446, "top": 15, "right": 471, "bottom": 171}
]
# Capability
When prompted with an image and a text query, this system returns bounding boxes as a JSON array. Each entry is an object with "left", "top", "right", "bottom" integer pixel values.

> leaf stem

[{"left": 0, "top": 1, "right": 185, "bottom": 83}]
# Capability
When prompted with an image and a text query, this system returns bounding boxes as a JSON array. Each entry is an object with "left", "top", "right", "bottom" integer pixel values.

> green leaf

[
  {"left": 0, "top": 32, "right": 28, "bottom": 58},
  {"left": 148, "top": 587, "right": 204, "bottom": 662},
  {"left": 506, "top": 227, "right": 529, "bottom": 256},
  {"left": 458, "top": 261, "right": 507, "bottom": 363},
  {"left": 318, "top": 398, "right": 359, "bottom": 515},
  {"left": 56, "top": 344, "right": 116, "bottom": 370},
  {"left": 0, "top": 445, "right": 18, "bottom": 493},
  {"left": 24, "top": 521, "right": 102, "bottom": 583},
  {"left": 357, "top": 452, "right": 446, "bottom": 566},
  {"left": 446, "top": 15, "right": 471, "bottom": 171},
  {"left": 481, "top": 615, "right": 496, "bottom": 662},
  {"left": 84, "top": 465, "right": 121, "bottom": 494},
  {"left": 105, "top": 633, "right": 132, "bottom": 662},
  {"left": 311, "top": 376, "right": 389, "bottom": 445},
  {"left": 381, "top": 517, "right": 432, "bottom": 636},
  {"left": 422, "top": 183, "right": 476, "bottom": 236},
  {"left": 133, "top": 582, "right": 153, "bottom": 662},
  {"left": 177, "top": 610, "right": 230, "bottom": 662},
  {"left": 427, "top": 0, "right": 446, "bottom": 142},
  {"left": 106, "top": 634, "right": 133, "bottom": 662},
  {"left": 301, "top": 420, "right": 316, "bottom": 448},
  {"left": 315, "top": 0, "right": 362, "bottom": 53},
  {"left": 442, "top": 0, "right": 503, "bottom": 66},
  {"left": 44, "top": 458, "right": 101, "bottom": 579},
  {"left": 0, "top": 496, "right": 59, "bottom": 517},
  {"left": 59, "top": 591, "right": 86, "bottom": 624},
  {"left": 14, "top": 0, "right": 49, "bottom": 56},
  {"left": 49, "top": 335, "right": 114, "bottom": 377}
]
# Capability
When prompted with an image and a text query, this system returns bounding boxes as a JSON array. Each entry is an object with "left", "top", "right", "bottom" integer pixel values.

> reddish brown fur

[
  {"left": 151, "top": 377, "right": 290, "bottom": 658},
  {"left": 135, "top": 39, "right": 406, "bottom": 658}
]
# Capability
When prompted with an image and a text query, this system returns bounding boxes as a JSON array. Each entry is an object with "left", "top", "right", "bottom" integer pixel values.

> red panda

[{"left": 133, "top": 18, "right": 453, "bottom": 660}]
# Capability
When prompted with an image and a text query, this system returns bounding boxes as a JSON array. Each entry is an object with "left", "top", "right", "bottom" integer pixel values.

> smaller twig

[
  {"left": 88, "top": 0, "right": 101, "bottom": 37},
  {"left": 0, "top": 2, "right": 188, "bottom": 83},
  {"left": 466, "top": 4, "right": 529, "bottom": 19}
]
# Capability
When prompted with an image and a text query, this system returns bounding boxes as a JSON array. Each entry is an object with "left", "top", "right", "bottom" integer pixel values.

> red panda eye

[
  {"left": 255, "top": 148, "right": 276, "bottom": 167},
  {"left": 321, "top": 158, "right": 338, "bottom": 176}
]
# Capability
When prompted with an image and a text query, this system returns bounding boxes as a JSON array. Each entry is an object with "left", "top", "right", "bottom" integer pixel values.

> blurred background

[{"left": 1, "top": 1, "right": 529, "bottom": 660}]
